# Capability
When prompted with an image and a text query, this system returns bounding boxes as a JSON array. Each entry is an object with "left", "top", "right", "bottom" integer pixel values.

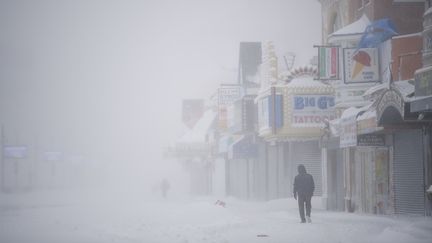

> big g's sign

[{"left": 292, "top": 95, "right": 336, "bottom": 127}]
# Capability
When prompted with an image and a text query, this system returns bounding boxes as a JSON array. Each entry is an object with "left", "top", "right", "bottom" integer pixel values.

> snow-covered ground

[{"left": 1, "top": 190, "right": 431, "bottom": 243}]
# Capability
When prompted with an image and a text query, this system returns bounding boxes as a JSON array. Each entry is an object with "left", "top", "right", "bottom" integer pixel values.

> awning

[
  {"left": 410, "top": 95, "right": 432, "bottom": 112},
  {"left": 361, "top": 81, "right": 432, "bottom": 126},
  {"left": 228, "top": 135, "right": 258, "bottom": 159},
  {"left": 363, "top": 82, "right": 389, "bottom": 99},
  {"left": 328, "top": 14, "right": 370, "bottom": 43},
  {"left": 340, "top": 105, "right": 371, "bottom": 148},
  {"left": 393, "top": 80, "right": 415, "bottom": 101}
]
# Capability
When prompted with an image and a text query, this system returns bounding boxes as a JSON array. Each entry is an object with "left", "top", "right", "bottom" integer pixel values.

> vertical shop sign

[
  {"left": 316, "top": 46, "right": 339, "bottom": 80},
  {"left": 218, "top": 86, "right": 242, "bottom": 130},
  {"left": 340, "top": 115, "right": 357, "bottom": 148}
]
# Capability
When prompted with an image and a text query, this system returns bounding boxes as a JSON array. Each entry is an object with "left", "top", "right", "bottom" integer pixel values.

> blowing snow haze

[
  {"left": 0, "top": 0, "right": 320, "bottom": 188},
  {"left": 2, "top": 1, "right": 432, "bottom": 243}
]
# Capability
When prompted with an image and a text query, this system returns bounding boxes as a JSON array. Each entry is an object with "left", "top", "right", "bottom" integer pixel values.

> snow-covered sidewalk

[{"left": 1, "top": 190, "right": 431, "bottom": 243}]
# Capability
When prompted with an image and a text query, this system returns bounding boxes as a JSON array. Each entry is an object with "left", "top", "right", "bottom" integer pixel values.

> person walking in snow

[{"left": 293, "top": 164, "right": 315, "bottom": 223}]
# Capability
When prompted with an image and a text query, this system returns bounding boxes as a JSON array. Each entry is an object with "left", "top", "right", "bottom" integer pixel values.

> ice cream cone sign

[{"left": 351, "top": 51, "right": 371, "bottom": 78}]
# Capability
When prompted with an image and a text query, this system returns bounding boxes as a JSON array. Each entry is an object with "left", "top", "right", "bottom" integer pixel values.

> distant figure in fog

[
  {"left": 293, "top": 164, "right": 315, "bottom": 223},
  {"left": 161, "top": 179, "right": 170, "bottom": 198}
]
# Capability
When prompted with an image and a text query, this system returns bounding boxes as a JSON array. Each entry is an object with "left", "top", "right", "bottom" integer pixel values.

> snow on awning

[
  {"left": 393, "top": 80, "right": 415, "bottom": 101},
  {"left": 326, "top": 103, "right": 373, "bottom": 138},
  {"left": 363, "top": 82, "right": 389, "bottom": 98},
  {"left": 363, "top": 80, "right": 414, "bottom": 102},
  {"left": 357, "top": 108, "right": 376, "bottom": 121},
  {"left": 328, "top": 14, "right": 370, "bottom": 41},
  {"left": 178, "top": 110, "right": 216, "bottom": 144},
  {"left": 326, "top": 103, "right": 379, "bottom": 138},
  {"left": 340, "top": 104, "right": 371, "bottom": 119}
]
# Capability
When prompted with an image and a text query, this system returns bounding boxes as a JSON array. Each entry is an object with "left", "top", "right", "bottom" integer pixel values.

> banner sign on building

[
  {"left": 317, "top": 46, "right": 339, "bottom": 80},
  {"left": 340, "top": 115, "right": 357, "bottom": 148},
  {"left": 292, "top": 95, "right": 336, "bottom": 127},
  {"left": 218, "top": 86, "right": 242, "bottom": 130},
  {"left": 343, "top": 48, "right": 380, "bottom": 83},
  {"left": 3, "top": 146, "right": 28, "bottom": 159},
  {"left": 218, "top": 86, "right": 242, "bottom": 106}
]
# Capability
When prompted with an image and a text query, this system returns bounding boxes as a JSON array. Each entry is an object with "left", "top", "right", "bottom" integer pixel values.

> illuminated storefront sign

[{"left": 292, "top": 95, "right": 336, "bottom": 127}]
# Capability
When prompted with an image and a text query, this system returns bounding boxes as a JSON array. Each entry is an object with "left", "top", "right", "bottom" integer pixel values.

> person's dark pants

[{"left": 298, "top": 195, "right": 312, "bottom": 221}]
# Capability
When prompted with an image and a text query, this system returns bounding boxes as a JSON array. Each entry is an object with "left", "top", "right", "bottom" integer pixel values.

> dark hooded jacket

[{"left": 293, "top": 165, "right": 315, "bottom": 197}]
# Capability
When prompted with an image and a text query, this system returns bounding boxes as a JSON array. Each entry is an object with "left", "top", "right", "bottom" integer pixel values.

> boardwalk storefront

[
  {"left": 337, "top": 82, "right": 432, "bottom": 216},
  {"left": 257, "top": 68, "right": 335, "bottom": 200}
]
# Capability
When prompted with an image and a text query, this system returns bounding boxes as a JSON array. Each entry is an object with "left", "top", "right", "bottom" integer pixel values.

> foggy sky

[{"left": 0, "top": 0, "right": 321, "bottom": 173}]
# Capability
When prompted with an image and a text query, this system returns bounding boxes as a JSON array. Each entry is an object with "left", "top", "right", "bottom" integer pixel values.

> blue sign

[
  {"left": 269, "top": 94, "right": 284, "bottom": 128},
  {"left": 3, "top": 146, "right": 28, "bottom": 159},
  {"left": 292, "top": 95, "right": 336, "bottom": 127},
  {"left": 294, "top": 96, "right": 335, "bottom": 110}
]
